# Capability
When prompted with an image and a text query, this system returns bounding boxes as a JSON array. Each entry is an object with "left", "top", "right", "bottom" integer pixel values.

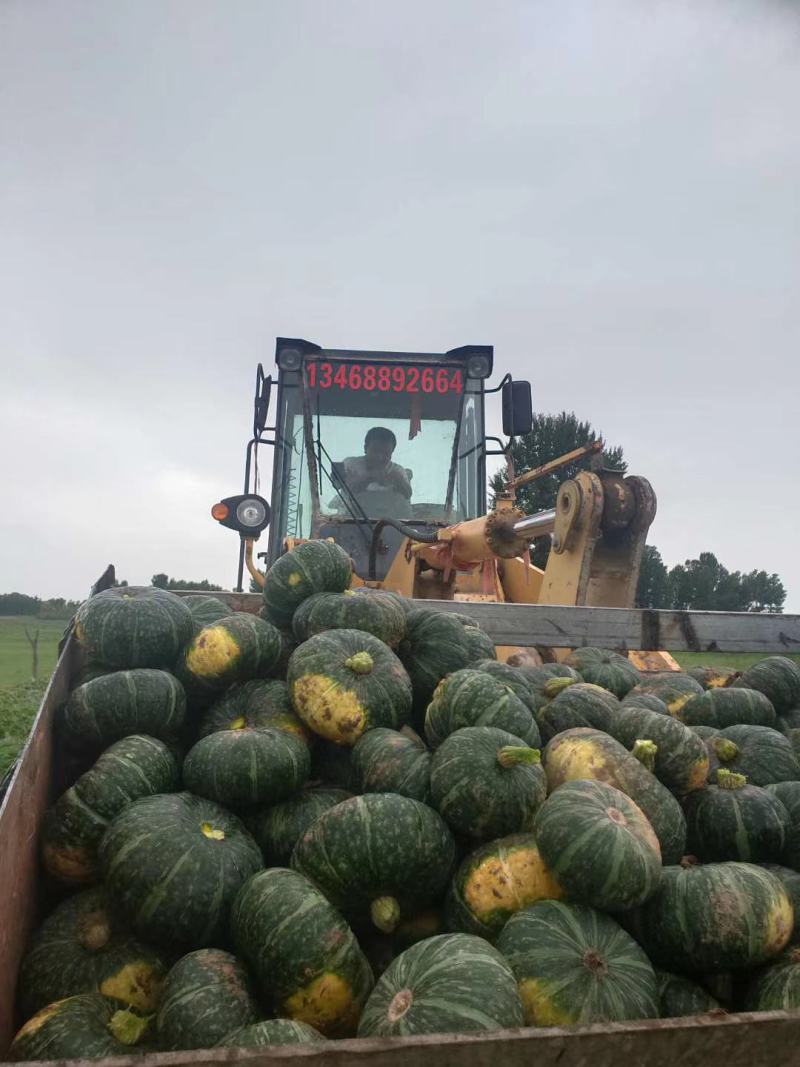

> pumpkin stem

[
  {"left": 78, "top": 910, "right": 112, "bottom": 952},
  {"left": 108, "top": 1009, "right": 152, "bottom": 1046},
  {"left": 631, "top": 739, "right": 657, "bottom": 772},
  {"left": 711, "top": 738, "right": 739, "bottom": 763},
  {"left": 716, "top": 768, "right": 747, "bottom": 791},
  {"left": 345, "top": 651, "right": 374, "bottom": 676},
  {"left": 229, "top": 715, "right": 247, "bottom": 730},
  {"left": 543, "top": 677, "right": 576, "bottom": 699},
  {"left": 497, "top": 746, "right": 541, "bottom": 768},
  {"left": 371, "top": 896, "right": 401, "bottom": 933}
]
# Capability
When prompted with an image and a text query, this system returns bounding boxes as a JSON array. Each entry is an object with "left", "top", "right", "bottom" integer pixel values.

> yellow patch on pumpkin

[
  {"left": 519, "top": 978, "right": 575, "bottom": 1027},
  {"left": 464, "top": 847, "right": 562, "bottom": 922},
  {"left": 201, "top": 822, "right": 225, "bottom": 840},
  {"left": 287, "top": 572, "right": 302, "bottom": 587},
  {"left": 13, "top": 1000, "right": 65, "bottom": 1041},
  {"left": 764, "top": 889, "right": 794, "bottom": 956},
  {"left": 667, "top": 693, "right": 695, "bottom": 718},
  {"left": 100, "top": 962, "right": 163, "bottom": 1012},
  {"left": 284, "top": 972, "right": 356, "bottom": 1035},
  {"left": 544, "top": 735, "right": 618, "bottom": 792},
  {"left": 291, "top": 674, "right": 367, "bottom": 745},
  {"left": 686, "top": 754, "right": 711, "bottom": 792},
  {"left": 42, "top": 842, "right": 95, "bottom": 886},
  {"left": 185, "top": 626, "right": 241, "bottom": 679}
]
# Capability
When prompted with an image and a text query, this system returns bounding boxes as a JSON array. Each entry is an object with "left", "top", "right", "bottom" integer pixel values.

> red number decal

[
  {"left": 449, "top": 369, "right": 463, "bottom": 393},
  {"left": 421, "top": 367, "right": 434, "bottom": 393},
  {"left": 349, "top": 364, "right": 362, "bottom": 389},
  {"left": 406, "top": 367, "right": 420, "bottom": 393},
  {"left": 307, "top": 362, "right": 317, "bottom": 387},
  {"left": 362, "top": 365, "right": 376, "bottom": 391},
  {"left": 378, "top": 365, "right": 391, "bottom": 391},
  {"left": 319, "top": 362, "right": 333, "bottom": 388},
  {"left": 333, "top": 364, "right": 347, "bottom": 389},
  {"left": 435, "top": 368, "right": 449, "bottom": 393},
  {"left": 392, "top": 366, "right": 405, "bottom": 391}
]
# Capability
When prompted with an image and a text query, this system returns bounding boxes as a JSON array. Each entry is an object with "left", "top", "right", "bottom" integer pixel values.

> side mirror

[
  {"left": 502, "top": 379, "right": 533, "bottom": 437},
  {"left": 253, "top": 364, "right": 272, "bottom": 438}
]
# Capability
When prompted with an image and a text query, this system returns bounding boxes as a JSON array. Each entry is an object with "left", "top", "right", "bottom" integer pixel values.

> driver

[{"left": 341, "top": 427, "right": 412, "bottom": 500}]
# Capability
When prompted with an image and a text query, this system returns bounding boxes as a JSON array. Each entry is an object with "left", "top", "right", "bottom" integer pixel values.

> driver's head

[{"left": 364, "top": 426, "right": 396, "bottom": 468}]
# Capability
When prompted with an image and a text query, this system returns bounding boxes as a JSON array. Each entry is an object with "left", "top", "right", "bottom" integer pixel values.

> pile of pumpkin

[{"left": 11, "top": 538, "right": 800, "bottom": 1060}]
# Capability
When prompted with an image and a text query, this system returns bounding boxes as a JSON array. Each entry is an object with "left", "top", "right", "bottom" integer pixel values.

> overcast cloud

[{"left": 1, "top": 0, "right": 798, "bottom": 609}]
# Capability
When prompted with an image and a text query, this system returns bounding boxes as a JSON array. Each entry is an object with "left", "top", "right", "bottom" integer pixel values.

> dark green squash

[
  {"left": 680, "top": 687, "right": 777, "bottom": 729},
  {"left": 63, "top": 669, "right": 186, "bottom": 750},
  {"left": 288, "top": 629, "right": 412, "bottom": 746},
  {"left": 182, "top": 594, "right": 231, "bottom": 630},
  {"left": 472, "top": 660, "right": 536, "bottom": 711},
  {"left": 543, "top": 728, "right": 687, "bottom": 864},
  {"left": 41, "top": 734, "right": 180, "bottom": 886},
  {"left": 398, "top": 609, "right": 471, "bottom": 719},
  {"left": 707, "top": 724, "right": 800, "bottom": 785},
  {"left": 565, "top": 647, "right": 640, "bottom": 698},
  {"left": 761, "top": 865, "right": 800, "bottom": 942},
  {"left": 156, "top": 949, "right": 259, "bottom": 1051},
  {"left": 776, "top": 708, "right": 800, "bottom": 736},
  {"left": 742, "top": 946, "right": 800, "bottom": 1010},
  {"left": 197, "top": 679, "right": 307, "bottom": 742},
  {"left": 179, "top": 613, "right": 282, "bottom": 692},
  {"left": 607, "top": 706, "right": 708, "bottom": 794},
  {"left": 424, "top": 669, "right": 540, "bottom": 749},
  {"left": 445, "top": 833, "right": 562, "bottom": 940},
  {"left": 183, "top": 726, "right": 310, "bottom": 809},
  {"left": 99, "top": 792, "right": 262, "bottom": 950},
  {"left": 18, "top": 888, "right": 168, "bottom": 1020},
  {"left": 74, "top": 586, "right": 194, "bottom": 670},
  {"left": 766, "top": 782, "right": 800, "bottom": 870},
  {"left": 496, "top": 900, "right": 659, "bottom": 1026},
  {"left": 247, "top": 787, "right": 351, "bottom": 866},
  {"left": 733, "top": 656, "right": 800, "bottom": 714},
  {"left": 624, "top": 672, "right": 704, "bottom": 717},
  {"left": 631, "top": 861, "right": 792, "bottom": 972},
  {"left": 219, "top": 1019, "right": 325, "bottom": 1046},
  {"left": 534, "top": 780, "right": 662, "bottom": 911},
  {"left": 684, "top": 769, "right": 789, "bottom": 863},
  {"left": 517, "top": 663, "right": 582, "bottom": 712},
  {"left": 262, "top": 540, "right": 353, "bottom": 627},
  {"left": 430, "top": 727, "right": 546, "bottom": 843},
  {"left": 230, "top": 867, "right": 373, "bottom": 1037},
  {"left": 291, "top": 793, "right": 456, "bottom": 933},
  {"left": 656, "top": 971, "right": 723, "bottom": 1017},
  {"left": 620, "top": 692, "right": 671, "bottom": 715},
  {"left": 357, "top": 933, "right": 523, "bottom": 1036},
  {"left": 351, "top": 727, "right": 432, "bottom": 803},
  {"left": 537, "top": 682, "right": 619, "bottom": 744},
  {"left": 292, "top": 588, "right": 405, "bottom": 648},
  {"left": 462, "top": 627, "right": 497, "bottom": 661},
  {"left": 687, "top": 665, "right": 740, "bottom": 690},
  {"left": 10, "top": 994, "right": 152, "bottom": 1061}
]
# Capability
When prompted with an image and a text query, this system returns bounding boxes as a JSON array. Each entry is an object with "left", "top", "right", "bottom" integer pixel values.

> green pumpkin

[
  {"left": 99, "top": 792, "right": 262, "bottom": 950},
  {"left": 351, "top": 727, "right": 432, "bottom": 803},
  {"left": 247, "top": 787, "right": 351, "bottom": 866},
  {"left": 680, "top": 687, "right": 777, "bottom": 730},
  {"left": 496, "top": 900, "right": 658, "bottom": 1026},
  {"left": 624, "top": 672, "right": 704, "bottom": 717},
  {"left": 17, "top": 888, "right": 168, "bottom": 1020},
  {"left": 516, "top": 663, "right": 582, "bottom": 712},
  {"left": 707, "top": 724, "right": 800, "bottom": 785},
  {"left": 462, "top": 627, "right": 497, "bottom": 661},
  {"left": 183, "top": 726, "right": 310, "bottom": 810},
  {"left": 357, "top": 933, "right": 523, "bottom": 1037},
  {"left": 262, "top": 539, "right": 353, "bottom": 627},
  {"left": 230, "top": 867, "right": 373, "bottom": 1037},
  {"left": 197, "top": 679, "right": 307, "bottom": 743},
  {"left": 766, "top": 782, "right": 800, "bottom": 870},
  {"left": 287, "top": 629, "right": 412, "bottom": 746},
  {"left": 537, "top": 682, "right": 619, "bottom": 744},
  {"left": 534, "top": 780, "right": 662, "bottom": 911},
  {"left": 776, "top": 708, "right": 800, "bottom": 736},
  {"left": 292, "top": 588, "right": 405, "bottom": 648},
  {"left": 292, "top": 793, "right": 456, "bottom": 933},
  {"left": 430, "top": 727, "right": 546, "bottom": 843},
  {"left": 620, "top": 692, "right": 670, "bottom": 715},
  {"left": 156, "top": 949, "right": 259, "bottom": 1051},
  {"left": 445, "top": 833, "right": 562, "bottom": 940},
  {"left": 74, "top": 586, "right": 194, "bottom": 670},
  {"left": 565, "top": 647, "right": 640, "bottom": 698},
  {"left": 632, "top": 862, "right": 792, "bottom": 972},
  {"left": 743, "top": 946, "right": 800, "bottom": 1010},
  {"left": 473, "top": 660, "right": 537, "bottom": 712},
  {"left": 181, "top": 594, "right": 231, "bottom": 630},
  {"left": 761, "top": 865, "right": 800, "bottom": 942},
  {"left": 684, "top": 770, "right": 789, "bottom": 863},
  {"left": 543, "top": 727, "right": 687, "bottom": 864},
  {"left": 606, "top": 706, "right": 709, "bottom": 794},
  {"left": 41, "top": 734, "right": 180, "bottom": 886},
  {"left": 219, "top": 1019, "right": 325, "bottom": 1046},
  {"left": 687, "top": 665, "right": 740, "bottom": 690},
  {"left": 10, "top": 994, "right": 152, "bottom": 1061},
  {"left": 179, "top": 613, "right": 282, "bottom": 693},
  {"left": 424, "top": 669, "right": 540, "bottom": 750},
  {"left": 63, "top": 669, "right": 186, "bottom": 750},
  {"left": 398, "top": 609, "right": 471, "bottom": 719},
  {"left": 733, "top": 656, "right": 800, "bottom": 714},
  {"left": 656, "top": 971, "right": 723, "bottom": 1017}
]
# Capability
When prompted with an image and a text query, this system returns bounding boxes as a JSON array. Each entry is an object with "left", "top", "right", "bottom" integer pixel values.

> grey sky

[{"left": 1, "top": 0, "right": 798, "bottom": 609}]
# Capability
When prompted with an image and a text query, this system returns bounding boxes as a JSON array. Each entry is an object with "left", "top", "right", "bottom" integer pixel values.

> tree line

[{"left": 0, "top": 593, "right": 82, "bottom": 619}]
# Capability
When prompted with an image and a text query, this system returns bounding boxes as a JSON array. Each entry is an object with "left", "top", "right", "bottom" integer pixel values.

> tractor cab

[{"left": 216, "top": 337, "right": 532, "bottom": 589}]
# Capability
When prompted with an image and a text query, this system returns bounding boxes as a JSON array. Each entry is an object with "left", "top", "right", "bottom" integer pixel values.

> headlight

[
  {"left": 236, "top": 499, "right": 267, "bottom": 527},
  {"left": 212, "top": 493, "right": 271, "bottom": 537},
  {"left": 466, "top": 354, "right": 491, "bottom": 379},
  {"left": 277, "top": 346, "right": 302, "bottom": 370}
]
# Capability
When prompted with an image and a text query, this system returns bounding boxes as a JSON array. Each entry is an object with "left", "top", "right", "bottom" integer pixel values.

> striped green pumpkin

[
  {"left": 687, "top": 665, "right": 740, "bottom": 690},
  {"left": 766, "top": 782, "right": 800, "bottom": 870},
  {"left": 430, "top": 727, "right": 546, "bottom": 843},
  {"left": 425, "top": 669, "right": 540, "bottom": 749},
  {"left": 357, "top": 933, "right": 523, "bottom": 1036},
  {"left": 63, "top": 669, "right": 186, "bottom": 750},
  {"left": 180, "top": 613, "right": 282, "bottom": 693},
  {"left": 733, "top": 657, "right": 800, "bottom": 714},
  {"left": 496, "top": 900, "right": 658, "bottom": 1026},
  {"left": 351, "top": 727, "right": 432, "bottom": 803},
  {"left": 74, "top": 587, "right": 194, "bottom": 670},
  {"left": 292, "top": 794, "right": 456, "bottom": 933},
  {"left": 534, "top": 780, "right": 662, "bottom": 911},
  {"left": 473, "top": 660, "right": 537, "bottom": 713},
  {"left": 708, "top": 724, "right": 800, "bottom": 785},
  {"left": 684, "top": 770, "right": 789, "bottom": 863},
  {"left": 247, "top": 787, "right": 351, "bottom": 867},
  {"left": 743, "top": 947, "right": 800, "bottom": 1010},
  {"left": 537, "top": 683, "right": 619, "bottom": 744},
  {"left": 182, "top": 594, "right": 231, "bottom": 630},
  {"left": 17, "top": 887, "right": 168, "bottom": 1020},
  {"left": 10, "top": 994, "right": 151, "bottom": 1061},
  {"left": 565, "top": 647, "right": 640, "bottom": 698},
  {"left": 680, "top": 688, "right": 777, "bottom": 729},
  {"left": 761, "top": 865, "right": 800, "bottom": 942},
  {"left": 197, "top": 679, "right": 307, "bottom": 742},
  {"left": 516, "top": 664, "right": 581, "bottom": 712},
  {"left": 99, "top": 792, "right": 262, "bottom": 950},
  {"left": 462, "top": 627, "right": 497, "bottom": 661},
  {"left": 606, "top": 705, "right": 709, "bottom": 794},
  {"left": 445, "top": 833, "right": 562, "bottom": 940},
  {"left": 262, "top": 540, "right": 353, "bottom": 627},
  {"left": 156, "top": 949, "right": 259, "bottom": 1051},
  {"left": 292, "top": 588, "right": 405, "bottom": 648},
  {"left": 219, "top": 1019, "right": 325, "bottom": 1047},
  {"left": 41, "top": 734, "right": 180, "bottom": 887},
  {"left": 656, "top": 971, "right": 723, "bottom": 1017},
  {"left": 624, "top": 673, "right": 704, "bottom": 717},
  {"left": 231, "top": 868, "right": 373, "bottom": 1037},
  {"left": 398, "top": 609, "right": 472, "bottom": 720}
]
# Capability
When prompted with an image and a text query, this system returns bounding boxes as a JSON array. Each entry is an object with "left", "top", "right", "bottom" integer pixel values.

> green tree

[
  {"left": 150, "top": 574, "right": 224, "bottom": 591},
  {"left": 635, "top": 546, "right": 670, "bottom": 608},
  {"left": 636, "top": 548, "right": 787, "bottom": 613},
  {"left": 491, "top": 411, "right": 626, "bottom": 567}
]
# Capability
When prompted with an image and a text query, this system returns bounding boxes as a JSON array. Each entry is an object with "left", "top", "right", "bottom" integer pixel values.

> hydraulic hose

[{"left": 368, "top": 518, "right": 439, "bottom": 581}]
